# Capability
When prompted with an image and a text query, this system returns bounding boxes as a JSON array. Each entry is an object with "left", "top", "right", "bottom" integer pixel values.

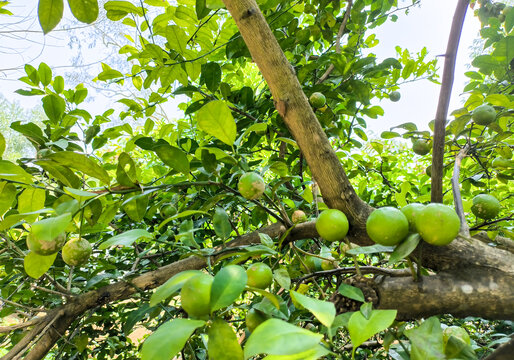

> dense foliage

[{"left": 0, "top": 0, "right": 513, "bottom": 359}]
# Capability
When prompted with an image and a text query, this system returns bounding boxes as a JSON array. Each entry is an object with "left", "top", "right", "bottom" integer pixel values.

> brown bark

[{"left": 431, "top": 0, "right": 469, "bottom": 202}]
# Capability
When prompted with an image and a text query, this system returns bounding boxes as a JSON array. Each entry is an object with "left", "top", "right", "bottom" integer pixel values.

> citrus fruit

[
  {"left": 246, "top": 263, "right": 273, "bottom": 289},
  {"left": 366, "top": 207, "right": 409, "bottom": 246},
  {"left": 238, "top": 172, "right": 265, "bottom": 200},
  {"left": 401, "top": 203, "right": 425, "bottom": 232},
  {"left": 309, "top": 92, "right": 326, "bottom": 108},
  {"left": 389, "top": 91, "right": 401, "bottom": 102},
  {"left": 415, "top": 204, "right": 460, "bottom": 246},
  {"left": 471, "top": 104, "right": 496, "bottom": 125},
  {"left": 292, "top": 210, "right": 308, "bottom": 224},
  {"left": 26, "top": 232, "right": 66, "bottom": 256},
  {"left": 159, "top": 203, "right": 177, "bottom": 218},
  {"left": 246, "top": 308, "right": 269, "bottom": 332},
  {"left": 412, "top": 139, "right": 431, "bottom": 155},
  {"left": 315, "top": 209, "right": 349, "bottom": 242},
  {"left": 62, "top": 238, "right": 92, "bottom": 266},
  {"left": 426, "top": 165, "right": 432, "bottom": 177},
  {"left": 443, "top": 326, "right": 471, "bottom": 346},
  {"left": 471, "top": 194, "right": 500, "bottom": 219},
  {"left": 180, "top": 273, "right": 213, "bottom": 319}
]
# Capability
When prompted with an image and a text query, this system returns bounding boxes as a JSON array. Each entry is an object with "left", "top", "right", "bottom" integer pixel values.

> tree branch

[{"left": 431, "top": 0, "right": 469, "bottom": 202}]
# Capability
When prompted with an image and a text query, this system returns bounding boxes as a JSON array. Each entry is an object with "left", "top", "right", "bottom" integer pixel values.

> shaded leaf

[
  {"left": 99, "top": 229, "right": 153, "bottom": 249},
  {"left": 208, "top": 319, "right": 244, "bottom": 360},
  {"left": 290, "top": 291, "right": 335, "bottom": 328},
  {"left": 24, "top": 252, "right": 57, "bottom": 279},
  {"left": 210, "top": 265, "right": 247, "bottom": 312}
]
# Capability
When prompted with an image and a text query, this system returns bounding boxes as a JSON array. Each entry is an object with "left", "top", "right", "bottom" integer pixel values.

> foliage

[{"left": 0, "top": 0, "right": 513, "bottom": 359}]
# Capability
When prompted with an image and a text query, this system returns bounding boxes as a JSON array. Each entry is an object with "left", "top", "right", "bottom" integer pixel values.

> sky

[{"left": 0, "top": 0, "right": 486, "bottom": 135}]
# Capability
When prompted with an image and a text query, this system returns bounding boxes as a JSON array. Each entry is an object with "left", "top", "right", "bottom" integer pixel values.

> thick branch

[
  {"left": 222, "top": 0, "right": 373, "bottom": 239},
  {"left": 431, "top": 0, "right": 469, "bottom": 202}
]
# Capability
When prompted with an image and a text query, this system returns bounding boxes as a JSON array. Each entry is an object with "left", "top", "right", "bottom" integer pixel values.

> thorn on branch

[{"left": 241, "top": 8, "right": 256, "bottom": 20}]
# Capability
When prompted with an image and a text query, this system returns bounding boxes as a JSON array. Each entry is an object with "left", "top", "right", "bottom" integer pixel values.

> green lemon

[
  {"left": 246, "top": 308, "right": 270, "bottom": 332},
  {"left": 309, "top": 92, "right": 326, "bottom": 108},
  {"left": 412, "top": 139, "right": 431, "bottom": 155},
  {"left": 180, "top": 273, "right": 213, "bottom": 319},
  {"left": 366, "top": 207, "right": 409, "bottom": 246},
  {"left": 471, "top": 194, "right": 500, "bottom": 220},
  {"left": 246, "top": 263, "right": 273, "bottom": 289},
  {"left": 238, "top": 172, "right": 265, "bottom": 200},
  {"left": 389, "top": 91, "right": 401, "bottom": 102},
  {"left": 415, "top": 204, "right": 460, "bottom": 246},
  {"left": 472, "top": 104, "right": 496, "bottom": 125},
  {"left": 159, "top": 203, "right": 177, "bottom": 218},
  {"left": 315, "top": 209, "right": 349, "bottom": 242},
  {"left": 401, "top": 203, "right": 425, "bottom": 232},
  {"left": 62, "top": 238, "right": 92, "bottom": 266},
  {"left": 26, "top": 232, "right": 66, "bottom": 256}
]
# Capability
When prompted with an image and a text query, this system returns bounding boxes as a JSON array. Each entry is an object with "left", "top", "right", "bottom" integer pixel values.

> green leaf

[
  {"left": 404, "top": 317, "right": 445, "bottom": 360},
  {"left": 0, "top": 160, "right": 33, "bottom": 184},
  {"left": 150, "top": 270, "right": 202, "bottom": 307},
  {"left": 338, "top": 283, "right": 365, "bottom": 302},
  {"left": 53, "top": 75, "right": 64, "bottom": 93},
  {"left": 348, "top": 309, "right": 397, "bottom": 352},
  {"left": 104, "top": 0, "right": 143, "bottom": 20},
  {"left": 264, "top": 345, "right": 331, "bottom": 360},
  {"left": 18, "top": 188, "right": 46, "bottom": 223},
  {"left": 195, "top": 0, "right": 210, "bottom": 19},
  {"left": 38, "top": 0, "right": 64, "bottom": 34},
  {"left": 201, "top": 62, "right": 222, "bottom": 92},
  {"left": 0, "top": 182, "right": 16, "bottom": 215},
  {"left": 67, "top": 0, "right": 99, "bottom": 23},
  {"left": 31, "top": 213, "right": 71, "bottom": 242},
  {"left": 381, "top": 131, "right": 400, "bottom": 139},
  {"left": 135, "top": 138, "right": 190, "bottom": 174},
  {"left": 157, "top": 210, "right": 208, "bottom": 231},
  {"left": 99, "top": 229, "right": 153, "bottom": 249},
  {"left": 210, "top": 265, "right": 247, "bottom": 312},
  {"left": 213, "top": 207, "right": 231, "bottom": 240},
  {"left": 166, "top": 25, "right": 188, "bottom": 54},
  {"left": 388, "top": 233, "right": 421, "bottom": 264},
  {"left": 290, "top": 291, "right": 335, "bottom": 328},
  {"left": 38, "top": 63, "right": 52, "bottom": 86},
  {"left": 273, "top": 268, "right": 290, "bottom": 290},
  {"left": 197, "top": 100, "right": 237, "bottom": 146},
  {"left": 10, "top": 121, "right": 46, "bottom": 147},
  {"left": 64, "top": 187, "right": 98, "bottom": 201},
  {"left": 116, "top": 152, "right": 138, "bottom": 186},
  {"left": 24, "top": 252, "right": 57, "bottom": 279},
  {"left": 36, "top": 161, "right": 81, "bottom": 188},
  {"left": 444, "top": 336, "right": 477, "bottom": 360},
  {"left": 46, "top": 151, "right": 110, "bottom": 184},
  {"left": 244, "top": 319, "right": 323, "bottom": 359},
  {"left": 42, "top": 94, "right": 65, "bottom": 123},
  {"left": 208, "top": 319, "right": 244, "bottom": 360},
  {"left": 122, "top": 193, "right": 149, "bottom": 222},
  {"left": 141, "top": 318, "right": 205, "bottom": 360}
]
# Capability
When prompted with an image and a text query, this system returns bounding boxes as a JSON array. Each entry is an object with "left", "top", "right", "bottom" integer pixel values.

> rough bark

[
  {"left": 222, "top": 0, "right": 373, "bottom": 238},
  {"left": 431, "top": 0, "right": 469, "bottom": 202}
]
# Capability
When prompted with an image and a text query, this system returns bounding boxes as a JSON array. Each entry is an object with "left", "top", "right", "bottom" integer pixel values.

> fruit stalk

[{"left": 451, "top": 144, "right": 470, "bottom": 238}]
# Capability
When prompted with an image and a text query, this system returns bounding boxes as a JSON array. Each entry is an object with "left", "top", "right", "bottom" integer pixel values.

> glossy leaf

[
  {"left": 0, "top": 182, "right": 16, "bottom": 215},
  {"left": 31, "top": 213, "right": 71, "bottom": 242},
  {"left": 150, "top": 270, "right": 201, "bottom": 307},
  {"left": 42, "top": 94, "right": 65, "bottom": 122},
  {"left": 197, "top": 100, "right": 237, "bottom": 146},
  {"left": 0, "top": 160, "right": 33, "bottom": 184},
  {"left": 18, "top": 188, "right": 46, "bottom": 223},
  {"left": 24, "top": 252, "right": 57, "bottom": 279},
  {"left": 141, "top": 318, "right": 205, "bottom": 360},
  {"left": 290, "top": 291, "right": 335, "bottom": 328},
  {"left": 99, "top": 229, "right": 153, "bottom": 249},
  {"left": 207, "top": 319, "right": 244, "bottom": 360},
  {"left": 116, "top": 152, "right": 138, "bottom": 186},
  {"left": 404, "top": 317, "right": 445, "bottom": 360},
  {"left": 244, "top": 319, "right": 323, "bottom": 359},
  {"left": 210, "top": 265, "right": 247, "bottom": 312},
  {"left": 348, "top": 309, "right": 397, "bottom": 351},
  {"left": 213, "top": 207, "right": 231, "bottom": 240},
  {"left": 201, "top": 62, "right": 222, "bottom": 92},
  {"left": 38, "top": 0, "right": 64, "bottom": 34},
  {"left": 47, "top": 151, "right": 110, "bottom": 184},
  {"left": 67, "top": 0, "right": 99, "bottom": 23},
  {"left": 388, "top": 233, "right": 421, "bottom": 264},
  {"left": 38, "top": 63, "right": 52, "bottom": 86},
  {"left": 338, "top": 283, "right": 365, "bottom": 302}
]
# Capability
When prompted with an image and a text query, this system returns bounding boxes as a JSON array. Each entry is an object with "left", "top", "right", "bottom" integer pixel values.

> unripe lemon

[
  {"left": 415, "top": 204, "right": 460, "bottom": 246},
  {"left": 366, "top": 207, "right": 408, "bottom": 246},
  {"left": 27, "top": 232, "right": 66, "bottom": 256},
  {"left": 401, "top": 203, "right": 425, "bottom": 232},
  {"left": 315, "top": 209, "right": 349, "bottom": 242},
  {"left": 389, "top": 91, "right": 401, "bottom": 102},
  {"left": 292, "top": 210, "right": 308, "bottom": 224},
  {"left": 471, "top": 194, "right": 500, "bottom": 219},
  {"left": 412, "top": 139, "right": 431, "bottom": 155},
  {"left": 160, "top": 203, "right": 177, "bottom": 218},
  {"left": 238, "top": 172, "right": 265, "bottom": 200},
  {"left": 309, "top": 92, "right": 326, "bottom": 108},
  {"left": 62, "top": 238, "right": 92, "bottom": 266},
  {"left": 180, "top": 273, "right": 213, "bottom": 319},
  {"left": 472, "top": 104, "right": 496, "bottom": 125},
  {"left": 246, "top": 263, "right": 273, "bottom": 289},
  {"left": 246, "top": 308, "right": 269, "bottom": 332}
]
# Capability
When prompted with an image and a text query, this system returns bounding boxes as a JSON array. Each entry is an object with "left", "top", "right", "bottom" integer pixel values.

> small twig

[
  {"left": 31, "top": 285, "right": 72, "bottom": 299},
  {"left": 0, "top": 298, "right": 45, "bottom": 313},
  {"left": 67, "top": 267, "right": 74, "bottom": 292},
  {"left": 316, "top": 0, "right": 353, "bottom": 84},
  {"left": 44, "top": 275, "right": 70, "bottom": 295},
  {"left": 452, "top": 144, "right": 471, "bottom": 238},
  {"left": 0, "top": 317, "right": 44, "bottom": 333}
]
